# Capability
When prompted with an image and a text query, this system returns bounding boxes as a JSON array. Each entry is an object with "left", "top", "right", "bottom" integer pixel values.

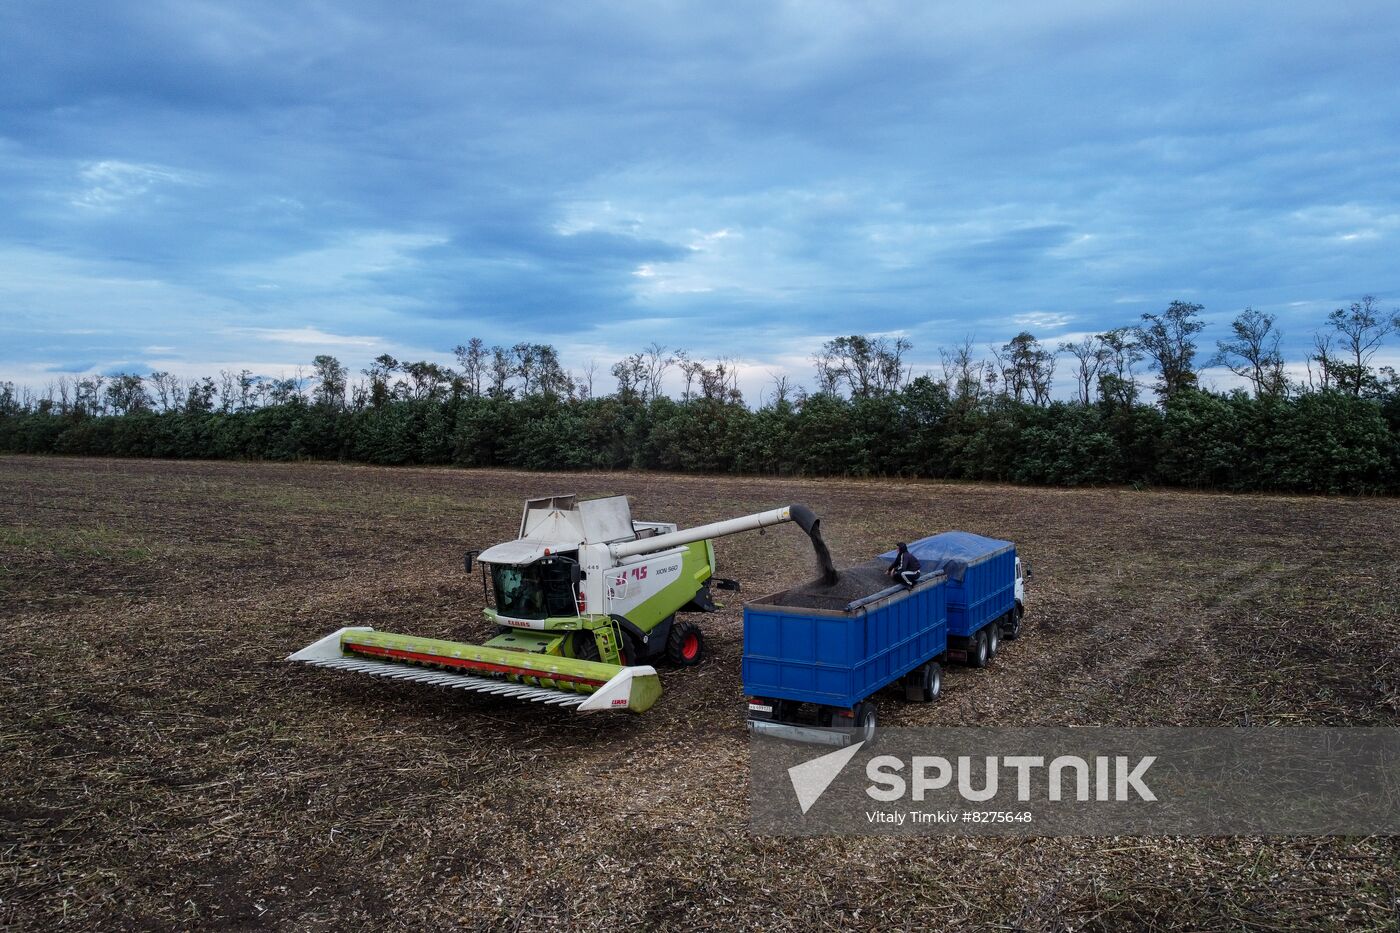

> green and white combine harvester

[{"left": 289, "top": 495, "right": 824, "bottom": 713}]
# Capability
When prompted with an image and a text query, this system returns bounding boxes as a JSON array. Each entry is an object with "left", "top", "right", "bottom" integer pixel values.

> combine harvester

[{"left": 289, "top": 495, "right": 832, "bottom": 713}]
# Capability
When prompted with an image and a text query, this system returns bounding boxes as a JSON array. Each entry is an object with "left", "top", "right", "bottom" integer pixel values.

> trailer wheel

[
  {"left": 665, "top": 620, "right": 705, "bottom": 667},
  {"left": 921, "top": 661, "right": 943, "bottom": 702},
  {"left": 851, "top": 701, "right": 878, "bottom": 746},
  {"left": 986, "top": 623, "right": 1001, "bottom": 659},
  {"left": 904, "top": 661, "right": 943, "bottom": 702},
  {"left": 1003, "top": 606, "right": 1023, "bottom": 641},
  {"left": 968, "top": 630, "right": 990, "bottom": 668}
]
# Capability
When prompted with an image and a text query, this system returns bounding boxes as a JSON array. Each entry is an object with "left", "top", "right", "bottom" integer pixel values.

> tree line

[{"left": 2, "top": 299, "right": 1397, "bottom": 494}]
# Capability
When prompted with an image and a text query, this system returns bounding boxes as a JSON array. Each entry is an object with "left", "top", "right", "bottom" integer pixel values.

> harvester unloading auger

[{"left": 288, "top": 496, "right": 833, "bottom": 713}]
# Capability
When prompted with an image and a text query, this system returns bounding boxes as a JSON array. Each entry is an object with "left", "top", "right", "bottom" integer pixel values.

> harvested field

[{"left": 2, "top": 454, "right": 1399, "bottom": 931}]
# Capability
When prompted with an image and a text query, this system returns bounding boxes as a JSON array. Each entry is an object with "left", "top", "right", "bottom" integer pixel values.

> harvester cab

[{"left": 289, "top": 496, "right": 828, "bottom": 714}]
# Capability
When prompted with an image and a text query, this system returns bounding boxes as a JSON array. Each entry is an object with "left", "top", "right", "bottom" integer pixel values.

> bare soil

[{"left": 2, "top": 455, "right": 1398, "bottom": 931}]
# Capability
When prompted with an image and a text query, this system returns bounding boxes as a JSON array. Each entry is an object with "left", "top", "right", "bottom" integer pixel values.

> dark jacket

[{"left": 893, "top": 549, "right": 921, "bottom": 574}]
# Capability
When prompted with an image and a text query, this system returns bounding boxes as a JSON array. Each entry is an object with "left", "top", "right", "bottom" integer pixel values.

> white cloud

[
  {"left": 234, "top": 326, "right": 385, "bottom": 349},
  {"left": 224, "top": 232, "right": 448, "bottom": 291},
  {"left": 71, "top": 161, "right": 196, "bottom": 210},
  {"left": 1013, "top": 311, "right": 1072, "bottom": 330}
]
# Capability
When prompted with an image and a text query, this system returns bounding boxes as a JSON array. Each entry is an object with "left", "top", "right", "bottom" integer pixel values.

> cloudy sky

[{"left": 3, "top": 0, "right": 1398, "bottom": 400}]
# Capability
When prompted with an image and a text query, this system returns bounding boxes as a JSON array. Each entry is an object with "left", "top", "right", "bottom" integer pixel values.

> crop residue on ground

[{"left": 2, "top": 455, "right": 1398, "bottom": 930}]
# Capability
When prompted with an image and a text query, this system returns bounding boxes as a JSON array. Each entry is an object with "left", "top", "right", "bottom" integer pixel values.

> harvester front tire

[
  {"left": 572, "top": 630, "right": 601, "bottom": 663},
  {"left": 666, "top": 620, "right": 705, "bottom": 667}
]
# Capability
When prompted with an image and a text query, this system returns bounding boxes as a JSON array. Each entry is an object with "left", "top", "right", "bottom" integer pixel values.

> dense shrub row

[{"left": 3, "top": 380, "right": 1397, "bottom": 494}]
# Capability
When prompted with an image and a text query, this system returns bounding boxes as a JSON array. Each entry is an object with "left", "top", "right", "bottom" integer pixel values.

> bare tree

[
  {"left": 54, "top": 375, "right": 72, "bottom": 414},
  {"left": 814, "top": 335, "right": 912, "bottom": 398},
  {"left": 73, "top": 375, "right": 105, "bottom": 415},
  {"left": 874, "top": 337, "right": 912, "bottom": 394},
  {"left": 1326, "top": 295, "right": 1397, "bottom": 396},
  {"left": 676, "top": 350, "right": 703, "bottom": 401},
  {"left": 237, "top": 370, "right": 260, "bottom": 411},
  {"left": 812, "top": 343, "right": 840, "bottom": 395},
  {"left": 489, "top": 346, "right": 512, "bottom": 397},
  {"left": 642, "top": 342, "right": 675, "bottom": 402},
  {"left": 987, "top": 342, "right": 1013, "bottom": 399},
  {"left": 768, "top": 371, "right": 793, "bottom": 406},
  {"left": 157, "top": 371, "right": 187, "bottom": 411},
  {"left": 581, "top": 359, "right": 598, "bottom": 400},
  {"left": 453, "top": 338, "right": 487, "bottom": 397},
  {"left": 1059, "top": 335, "right": 1110, "bottom": 405},
  {"left": 216, "top": 370, "right": 236, "bottom": 413},
  {"left": 149, "top": 371, "right": 171, "bottom": 411},
  {"left": 939, "top": 336, "right": 989, "bottom": 405},
  {"left": 1213, "top": 308, "right": 1287, "bottom": 397}
]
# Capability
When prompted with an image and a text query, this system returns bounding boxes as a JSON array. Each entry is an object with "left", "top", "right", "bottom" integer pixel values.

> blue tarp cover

[{"left": 879, "top": 531, "right": 1013, "bottom": 583}]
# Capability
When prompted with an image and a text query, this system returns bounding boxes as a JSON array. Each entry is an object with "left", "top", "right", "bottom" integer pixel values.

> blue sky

[{"left": 3, "top": 0, "right": 1399, "bottom": 401}]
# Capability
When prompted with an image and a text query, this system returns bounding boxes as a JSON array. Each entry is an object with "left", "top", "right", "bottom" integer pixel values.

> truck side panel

[
  {"left": 946, "top": 546, "right": 1016, "bottom": 638},
  {"left": 742, "top": 578, "right": 947, "bottom": 709}
]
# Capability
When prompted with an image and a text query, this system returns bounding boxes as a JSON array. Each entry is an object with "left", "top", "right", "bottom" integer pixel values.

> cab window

[{"left": 489, "top": 557, "right": 578, "bottom": 620}]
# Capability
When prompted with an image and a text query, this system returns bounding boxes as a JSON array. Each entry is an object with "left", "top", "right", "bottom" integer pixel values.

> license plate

[{"left": 748, "top": 703, "right": 773, "bottom": 714}]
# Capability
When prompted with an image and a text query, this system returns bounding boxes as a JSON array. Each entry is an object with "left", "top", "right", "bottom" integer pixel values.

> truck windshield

[{"left": 490, "top": 559, "right": 578, "bottom": 620}]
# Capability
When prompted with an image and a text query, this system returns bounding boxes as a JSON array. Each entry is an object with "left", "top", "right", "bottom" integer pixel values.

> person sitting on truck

[{"left": 888, "top": 542, "right": 921, "bottom": 589}]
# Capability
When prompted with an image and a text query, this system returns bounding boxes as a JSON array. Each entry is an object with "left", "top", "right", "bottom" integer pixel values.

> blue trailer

[
  {"left": 744, "top": 532, "right": 1026, "bottom": 746},
  {"left": 881, "top": 532, "right": 1021, "bottom": 668}
]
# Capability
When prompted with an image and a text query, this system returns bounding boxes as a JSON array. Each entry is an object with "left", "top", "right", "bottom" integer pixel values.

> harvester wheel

[
  {"left": 968, "top": 630, "right": 990, "bottom": 668},
  {"left": 572, "top": 630, "right": 601, "bottom": 663},
  {"left": 666, "top": 620, "right": 705, "bottom": 667},
  {"left": 619, "top": 631, "right": 640, "bottom": 666}
]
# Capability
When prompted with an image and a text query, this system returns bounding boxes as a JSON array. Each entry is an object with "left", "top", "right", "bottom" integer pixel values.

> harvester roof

[{"left": 479, "top": 494, "right": 640, "bottom": 565}]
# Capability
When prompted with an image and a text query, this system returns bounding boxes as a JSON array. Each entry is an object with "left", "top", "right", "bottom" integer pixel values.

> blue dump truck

[{"left": 743, "top": 532, "right": 1026, "bottom": 746}]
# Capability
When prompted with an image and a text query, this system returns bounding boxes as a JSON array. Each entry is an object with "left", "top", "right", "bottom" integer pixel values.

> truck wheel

[
  {"left": 851, "top": 701, "right": 878, "bottom": 746},
  {"left": 1003, "top": 606, "right": 1023, "bottom": 641},
  {"left": 986, "top": 623, "right": 1001, "bottom": 659},
  {"left": 665, "top": 620, "right": 705, "bottom": 667},
  {"left": 921, "top": 661, "right": 942, "bottom": 702},
  {"left": 968, "top": 630, "right": 990, "bottom": 668}
]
